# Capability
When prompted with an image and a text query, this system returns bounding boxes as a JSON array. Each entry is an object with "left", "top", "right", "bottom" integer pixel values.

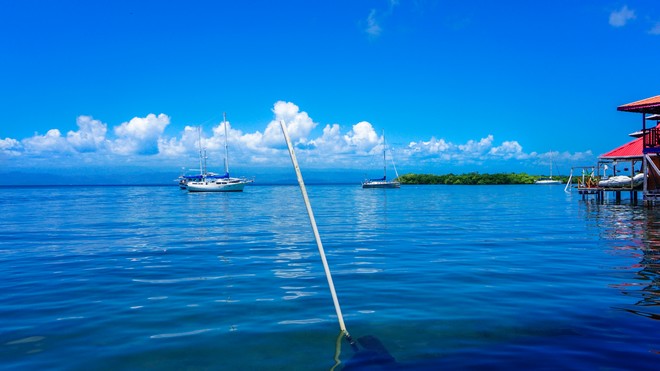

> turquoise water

[{"left": 1, "top": 184, "right": 658, "bottom": 370}]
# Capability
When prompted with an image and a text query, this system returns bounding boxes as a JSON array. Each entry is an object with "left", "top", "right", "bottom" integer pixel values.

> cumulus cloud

[
  {"left": 609, "top": 5, "right": 635, "bottom": 27},
  {"left": 158, "top": 125, "right": 200, "bottom": 158},
  {"left": 112, "top": 113, "right": 170, "bottom": 155},
  {"left": 67, "top": 115, "right": 107, "bottom": 153},
  {"left": 344, "top": 121, "right": 380, "bottom": 153},
  {"left": 273, "top": 101, "right": 316, "bottom": 141},
  {"left": 22, "top": 129, "right": 71, "bottom": 154},
  {"left": 538, "top": 150, "right": 593, "bottom": 164},
  {"left": 403, "top": 135, "right": 571, "bottom": 166},
  {"left": 301, "top": 121, "right": 381, "bottom": 166},
  {"left": 408, "top": 137, "right": 451, "bottom": 154},
  {"left": 1, "top": 102, "right": 596, "bottom": 176},
  {"left": 488, "top": 140, "right": 528, "bottom": 160},
  {"left": 0, "top": 137, "right": 22, "bottom": 157},
  {"left": 458, "top": 135, "right": 494, "bottom": 156},
  {"left": 254, "top": 101, "right": 318, "bottom": 149},
  {"left": 308, "top": 124, "right": 345, "bottom": 152}
]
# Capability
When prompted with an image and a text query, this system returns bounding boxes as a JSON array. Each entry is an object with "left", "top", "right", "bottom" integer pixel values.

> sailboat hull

[
  {"left": 185, "top": 114, "right": 252, "bottom": 193},
  {"left": 187, "top": 179, "right": 250, "bottom": 192},
  {"left": 361, "top": 180, "right": 401, "bottom": 189},
  {"left": 534, "top": 179, "right": 562, "bottom": 185},
  {"left": 362, "top": 131, "right": 400, "bottom": 189}
]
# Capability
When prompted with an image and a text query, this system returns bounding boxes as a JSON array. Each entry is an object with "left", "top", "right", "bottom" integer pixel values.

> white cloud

[
  {"left": 66, "top": 115, "right": 108, "bottom": 153},
  {"left": 458, "top": 135, "right": 494, "bottom": 156},
  {"left": 365, "top": 9, "right": 382, "bottom": 37},
  {"left": 609, "top": 5, "right": 636, "bottom": 27},
  {"left": 548, "top": 150, "right": 593, "bottom": 163},
  {"left": 344, "top": 121, "right": 380, "bottom": 153},
  {"left": 112, "top": 113, "right": 170, "bottom": 155},
  {"left": 0, "top": 137, "right": 22, "bottom": 157},
  {"left": 308, "top": 124, "right": 346, "bottom": 153},
  {"left": 408, "top": 137, "right": 451, "bottom": 154},
  {"left": 364, "top": 0, "right": 400, "bottom": 38},
  {"left": 272, "top": 101, "right": 316, "bottom": 142},
  {"left": 488, "top": 140, "right": 528, "bottom": 160},
  {"left": 649, "top": 22, "right": 660, "bottom": 35},
  {"left": 22, "top": 129, "right": 71, "bottom": 154},
  {"left": 403, "top": 135, "right": 580, "bottom": 166},
  {"left": 240, "top": 101, "right": 319, "bottom": 150},
  {"left": 1, "top": 102, "right": 597, "bottom": 177},
  {"left": 158, "top": 125, "right": 200, "bottom": 158}
]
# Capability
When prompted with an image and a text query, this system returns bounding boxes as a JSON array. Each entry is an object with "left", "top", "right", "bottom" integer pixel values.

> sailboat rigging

[
  {"left": 186, "top": 113, "right": 253, "bottom": 192},
  {"left": 535, "top": 153, "right": 562, "bottom": 185},
  {"left": 361, "top": 131, "right": 400, "bottom": 188}
]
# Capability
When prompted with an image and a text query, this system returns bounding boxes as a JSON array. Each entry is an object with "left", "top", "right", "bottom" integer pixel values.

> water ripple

[{"left": 1, "top": 185, "right": 659, "bottom": 370}]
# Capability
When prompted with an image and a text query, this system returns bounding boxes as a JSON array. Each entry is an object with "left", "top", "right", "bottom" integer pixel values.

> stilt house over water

[
  {"left": 617, "top": 95, "right": 660, "bottom": 205},
  {"left": 567, "top": 95, "right": 660, "bottom": 205}
]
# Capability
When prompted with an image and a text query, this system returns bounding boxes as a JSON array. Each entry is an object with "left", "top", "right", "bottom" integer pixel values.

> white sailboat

[
  {"left": 535, "top": 154, "right": 562, "bottom": 185},
  {"left": 187, "top": 113, "right": 253, "bottom": 192},
  {"left": 362, "top": 132, "right": 400, "bottom": 189}
]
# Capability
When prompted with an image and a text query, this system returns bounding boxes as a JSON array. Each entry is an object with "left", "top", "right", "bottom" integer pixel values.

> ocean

[{"left": 1, "top": 184, "right": 658, "bottom": 370}]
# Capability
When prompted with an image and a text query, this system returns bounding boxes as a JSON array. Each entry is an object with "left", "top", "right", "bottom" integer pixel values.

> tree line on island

[{"left": 396, "top": 172, "right": 568, "bottom": 185}]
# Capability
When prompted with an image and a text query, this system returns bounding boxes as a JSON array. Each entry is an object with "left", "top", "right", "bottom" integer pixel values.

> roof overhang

[
  {"left": 599, "top": 136, "right": 644, "bottom": 159},
  {"left": 599, "top": 155, "right": 642, "bottom": 160},
  {"left": 617, "top": 95, "right": 660, "bottom": 114}
]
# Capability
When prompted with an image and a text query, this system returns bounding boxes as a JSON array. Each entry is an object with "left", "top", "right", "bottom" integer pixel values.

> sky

[{"left": 1, "top": 0, "right": 660, "bottom": 184}]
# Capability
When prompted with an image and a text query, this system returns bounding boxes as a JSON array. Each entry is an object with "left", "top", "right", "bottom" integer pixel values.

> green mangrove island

[{"left": 397, "top": 172, "right": 568, "bottom": 185}]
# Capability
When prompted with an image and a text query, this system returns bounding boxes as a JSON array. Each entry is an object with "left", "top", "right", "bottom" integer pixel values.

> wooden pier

[
  {"left": 567, "top": 164, "right": 642, "bottom": 204},
  {"left": 576, "top": 186, "right": 640, "bottom": 204}
]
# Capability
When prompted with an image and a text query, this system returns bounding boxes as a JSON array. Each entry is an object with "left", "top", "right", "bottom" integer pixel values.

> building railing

[{"left": 644, "top": 127, "right": 660, "bottom": 151}]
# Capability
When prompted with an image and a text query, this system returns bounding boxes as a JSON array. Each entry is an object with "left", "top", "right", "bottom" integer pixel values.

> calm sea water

[{"left": 1, "top": 184, "right": 658, "bottom": 370}]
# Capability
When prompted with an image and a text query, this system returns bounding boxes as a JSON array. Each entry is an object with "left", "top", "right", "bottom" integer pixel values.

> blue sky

[{"left": 1, "top": 0, "right": 659, "bottom": 183}]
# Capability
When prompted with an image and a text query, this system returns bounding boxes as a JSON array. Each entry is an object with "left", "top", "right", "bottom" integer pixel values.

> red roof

[
  {"left": 617, "top": 95, "right": 660, "bottom": 114},
  {"left": 600, "top": 136, "right": 643, "bottom": 159}
]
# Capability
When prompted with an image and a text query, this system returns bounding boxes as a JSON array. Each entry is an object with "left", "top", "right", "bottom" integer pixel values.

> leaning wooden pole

[{"left": 279, "top": 120, "right": 351, "bottom": 339}]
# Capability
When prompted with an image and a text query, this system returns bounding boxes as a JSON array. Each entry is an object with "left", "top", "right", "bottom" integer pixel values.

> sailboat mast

[
  {"left": 382, "top": 130, "right": 386, "bottom": 179},
  {"left": 197, "top": 126, "right": 204, "bottom": 176},
  {"left": 223, "top": 112, "right": 229, "bottom": 175},
  {"left": 549, "top": 152, "right": 554, "bottom": 179},
  {"left": 550, "top": 158, "right": 554, "bottom": 179}
]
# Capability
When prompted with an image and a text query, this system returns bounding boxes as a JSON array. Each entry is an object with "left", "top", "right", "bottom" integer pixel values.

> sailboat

[
  {"left": 535, "top": 154, "right": 562, "bottom": 185},
  {"left": 361, "top": 131, "right": 400, "bottom": 189},
  {"left": 186, "top": 113, "right": 253, "bottom": 192}
]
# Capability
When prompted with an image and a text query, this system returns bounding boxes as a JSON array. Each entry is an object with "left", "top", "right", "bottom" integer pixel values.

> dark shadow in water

[
  {"left": 580, "top": 202, "right": 660, "bottom": 321},
  {"left": 334, "top": 331, "right": 398, "bottom": 371},
  {"left": 627, "top": 212, "right": 660, "bottom": 319}
]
